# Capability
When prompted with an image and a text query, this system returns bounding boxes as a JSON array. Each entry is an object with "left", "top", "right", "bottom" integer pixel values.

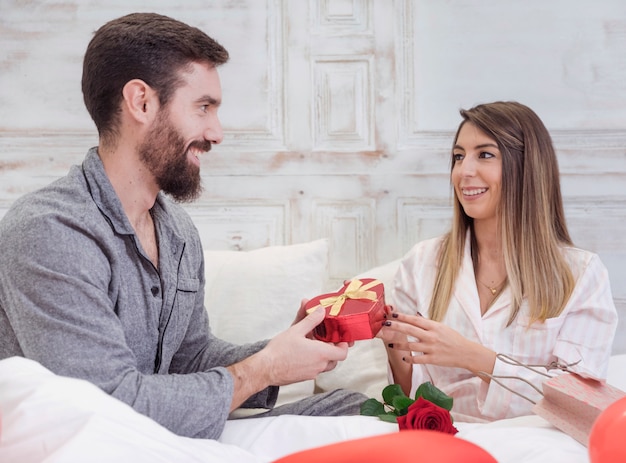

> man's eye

[{"left": 200, "top": 105, "right": 208, "bottom": 112}]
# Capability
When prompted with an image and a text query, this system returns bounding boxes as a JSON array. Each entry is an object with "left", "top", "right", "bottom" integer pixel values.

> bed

[{"left": 1, "top": 239, "right": 624, "bottom": 462}]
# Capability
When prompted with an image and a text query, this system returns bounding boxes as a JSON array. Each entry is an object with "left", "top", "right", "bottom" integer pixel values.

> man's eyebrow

[{"left": 196, "top": 95, "right": 221, "bottom": 106}]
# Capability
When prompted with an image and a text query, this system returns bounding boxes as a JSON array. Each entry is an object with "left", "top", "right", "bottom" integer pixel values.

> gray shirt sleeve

[{"left": 0, "top": 183, "right": 277, "bottom": 439}]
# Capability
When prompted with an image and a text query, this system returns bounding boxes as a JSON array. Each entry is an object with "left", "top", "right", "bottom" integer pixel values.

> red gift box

[
  {"left": 532, "top": 373, "right": 626, "bottom": 446},
  {"left": 304, "top": 278, "right": 386, "bottom": 343}
]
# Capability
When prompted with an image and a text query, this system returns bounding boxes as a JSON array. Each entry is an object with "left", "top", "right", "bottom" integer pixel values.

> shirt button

[{"left": 151, "top": 286, "right": 160, "bottom": 297}]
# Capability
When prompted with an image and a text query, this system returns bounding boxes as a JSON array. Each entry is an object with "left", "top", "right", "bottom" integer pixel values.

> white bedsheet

[
  {"left": 2, "top": 356, "right": 625, "bottom": 463},
  {"left": 0, "top": 357, "right": 263, "bottom": 463}
]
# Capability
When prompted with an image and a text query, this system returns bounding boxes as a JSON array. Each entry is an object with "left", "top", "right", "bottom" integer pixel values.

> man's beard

[{"left": 138, "top": 110, "right": 211, "bottom": 203}]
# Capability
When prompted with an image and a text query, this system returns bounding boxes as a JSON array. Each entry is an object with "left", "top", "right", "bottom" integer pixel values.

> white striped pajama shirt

[{"left": 391, "top": 234, "right": 618, "bottom": 422}]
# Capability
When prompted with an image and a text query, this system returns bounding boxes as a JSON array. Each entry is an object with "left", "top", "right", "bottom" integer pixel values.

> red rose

[{"left": 397, "top": 397, "right": 458, "bottom": 435}]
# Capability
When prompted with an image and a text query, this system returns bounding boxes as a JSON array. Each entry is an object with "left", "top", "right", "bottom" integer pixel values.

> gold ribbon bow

[{"left": 319, "top": 279, "right": 381, "bottom": 316}]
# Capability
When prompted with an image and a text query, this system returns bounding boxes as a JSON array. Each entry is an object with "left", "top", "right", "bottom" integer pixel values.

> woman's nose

[{"left": 460, "top": 156, "right": 477, "bottom": 176}]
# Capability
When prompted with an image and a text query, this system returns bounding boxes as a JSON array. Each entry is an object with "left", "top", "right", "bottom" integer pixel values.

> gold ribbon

[{"left": 319, "top": 279, "right": 381, "bottom": 316}]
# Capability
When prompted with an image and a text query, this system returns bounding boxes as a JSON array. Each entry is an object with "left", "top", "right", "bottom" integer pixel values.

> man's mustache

[{"left": 187, "top": 140, "right": 212, "bottom": 153}]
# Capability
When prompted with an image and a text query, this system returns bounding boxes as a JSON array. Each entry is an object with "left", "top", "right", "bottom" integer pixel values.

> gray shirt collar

[{"left": 81, "top": 147, "right": 171, "bottom": 238}]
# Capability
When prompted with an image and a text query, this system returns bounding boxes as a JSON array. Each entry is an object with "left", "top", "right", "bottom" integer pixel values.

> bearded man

[{"left": 0, "top": 12, "right": 365, "bottom": 440}]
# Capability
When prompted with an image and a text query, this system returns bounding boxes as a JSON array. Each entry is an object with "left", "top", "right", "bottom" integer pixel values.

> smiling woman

[
  {"left": 451, "top": 122, "right": 503, "bottom": 226},
  {"left": 378, "top": 101, "right": 618, "bottom": 424}
]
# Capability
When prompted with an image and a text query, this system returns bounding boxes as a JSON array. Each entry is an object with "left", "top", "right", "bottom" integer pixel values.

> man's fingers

[
  {"left": 323, "top": 360, "right": 338, "bottom": 372},
  {"left": 293, "top": 305, "right": 325, "bottom": 335}
]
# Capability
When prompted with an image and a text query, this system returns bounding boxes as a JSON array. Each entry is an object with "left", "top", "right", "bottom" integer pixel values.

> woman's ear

[{"left": 121, "top": 79, "right": 159, "bottom": 125}]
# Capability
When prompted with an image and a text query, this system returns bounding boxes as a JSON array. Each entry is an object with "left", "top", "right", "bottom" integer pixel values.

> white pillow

[
  {"left": 204, "top": 239, "right": 329, "bottom": 406},
  {"left": 314, "top": 258, "right": 402, "bottom": 401}
]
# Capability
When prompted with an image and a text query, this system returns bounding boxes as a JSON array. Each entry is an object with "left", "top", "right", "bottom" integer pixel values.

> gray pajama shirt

[{"left": 0, "top": 147, "right": 365, "bottom": 439}]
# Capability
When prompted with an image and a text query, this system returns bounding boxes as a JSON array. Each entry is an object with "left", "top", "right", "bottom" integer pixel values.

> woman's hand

[
  {"left": 377, "top": 305, "right": 413, "bottom": 394},
  {"left": 382, "top": 311, "right": 496, "bottom": 380},
  {"left": 377, "top": 305, "right": 410, "bottom": 344}
]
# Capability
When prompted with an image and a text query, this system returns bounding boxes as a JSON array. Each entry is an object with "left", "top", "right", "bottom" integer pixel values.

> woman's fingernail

[
  {"left": 383, "top": 321, "right": 392, "bottom": 327},
  {"left": 416, "top": 311, "right": 423, "bottom": 317},
  {"left": 392, "top": 313, "right": 399, "bottom": 318},
  {"left": 388, "top": 343, "right": 394, "bottom": 348}
]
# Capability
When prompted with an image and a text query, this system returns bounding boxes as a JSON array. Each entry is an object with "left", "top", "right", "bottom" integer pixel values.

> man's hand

[
  {"left": 292, "top": 298, "right": 312, "bottom": 328},
  {"left": 265, "top": 306, "right": 349, "bottom": 384},
  {"left": 227, "top": 306, "right": 349, "bottom": 411},
  {"left": 292, "top": 298, "right": 356, "bottom": 345}
]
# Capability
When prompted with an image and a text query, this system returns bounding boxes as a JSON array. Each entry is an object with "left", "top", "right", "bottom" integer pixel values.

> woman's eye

[
  {"left": 480, "top": 151, "right": 495, "bottom": 159},
  {"left": 453, "top": 153, "right": 464, "bottom": 161},
  {"left": 200, "top": 105, "right": 208, "bottom": 113}
]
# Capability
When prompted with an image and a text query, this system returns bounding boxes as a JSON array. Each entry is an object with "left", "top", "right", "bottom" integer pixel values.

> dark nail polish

[
  {"left": 383, "top": 321, "right": 391, "bottom": 326},
  {"left": 416, "top": 311, "right": 423, "bottom": 317},
  {"left": 402, "top": 357, "right": 406, "bottom": 362},
  {"left": 392, "top": 313, "right": 399, "bottom": 318},
  {"left": 388, "top": 343, "right": 394, "bottom": 348}
]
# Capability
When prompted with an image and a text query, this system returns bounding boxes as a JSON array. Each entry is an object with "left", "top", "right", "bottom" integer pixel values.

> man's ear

[{"left": 121, "top": 79, "right": 159, "bottom": 124}]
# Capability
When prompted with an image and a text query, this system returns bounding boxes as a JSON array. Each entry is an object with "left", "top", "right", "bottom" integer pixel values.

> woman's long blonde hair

[{"left": 429, "top": 101, "right": 575, "bottom": 326}]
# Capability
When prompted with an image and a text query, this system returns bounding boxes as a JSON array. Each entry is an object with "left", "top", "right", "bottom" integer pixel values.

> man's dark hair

[{"left": 82, "top": 12, "right": 229, "bottom": 144}]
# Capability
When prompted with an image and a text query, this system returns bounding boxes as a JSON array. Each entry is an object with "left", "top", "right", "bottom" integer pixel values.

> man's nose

[{"left": 205, "top": 116, "right": 224, "bottom": 145}]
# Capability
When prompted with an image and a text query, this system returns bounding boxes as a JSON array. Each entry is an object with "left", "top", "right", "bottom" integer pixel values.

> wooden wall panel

[
  {"left": 313, "top": 199, "right": 376, "bottom": 287},
  {"left": 1, "top": 0, "right": 625, "bottom": 352},
  {"left": 313, "top": 58, "right": 374, "bottom": 150},
  {"left": 312, "top": 0, "right": 371, "bottom": 33},
  {"left": 401, "top": 0, "right": 626, "bottom": 132},
  {"left": 397, "top": 199, "right": 452, "bottom": 255},
  {"left": 185, "top": 201, "right": 289, "bottom": 252}
]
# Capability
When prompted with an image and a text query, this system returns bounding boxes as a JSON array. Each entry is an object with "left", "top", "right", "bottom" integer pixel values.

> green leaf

[
  {"left": 391, "top": 396, "right": 414, "bottom": 415},
  {"left": 377, "top": 413, "right": 399, "bottom": 423},
  {"left": 415, "top": 381, "right": 453, "bottom": 411},
  {"left": 382, "top": 384, "right": 408, "bottom": 405},
  {"left": 360, "top": 398, "right": 385, "bottom": 416}
]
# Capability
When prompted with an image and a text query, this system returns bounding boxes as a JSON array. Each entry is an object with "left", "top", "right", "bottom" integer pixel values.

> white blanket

[{"left": 4, "top": 356, "right": 624, "bottom": 463}]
